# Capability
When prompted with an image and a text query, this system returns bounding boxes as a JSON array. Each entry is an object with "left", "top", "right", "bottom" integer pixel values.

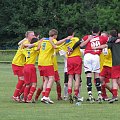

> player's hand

[
  {"left": 39, "top": 37, "right": 44, "bottom": 41},
  {"left": 66, "top": 36, "right": 73, "bottom": 40},
  {"left": 49, "top": 37, "right": 54, "bottom": 41},
  {"left": 115, "top": 39, "right": 120, "bottom": 43},
  {"left": 88, "top": 35, "right": 93, "bottom": 41},
  {"left": 67, "top": 47, "right": 73, "bottom": 56}
]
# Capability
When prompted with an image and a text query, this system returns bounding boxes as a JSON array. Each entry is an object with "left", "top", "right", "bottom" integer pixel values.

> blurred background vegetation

[{"left": 0, "top": 0, "right": 120, "bottom": 49}]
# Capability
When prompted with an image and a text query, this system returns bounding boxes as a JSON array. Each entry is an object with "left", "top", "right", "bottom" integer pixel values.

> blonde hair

[
  {"left": 25, "top": 31, "right": 34, "bottom": 37},
  {"left": 49, "top": 29, "right": 58, "bottom": 37}
]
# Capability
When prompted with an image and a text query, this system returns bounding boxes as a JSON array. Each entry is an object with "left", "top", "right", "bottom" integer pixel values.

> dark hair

[
  {"left": 30, "top": 38, "right": 38, "bottom": 44},
  {"left": 110, "top": 30, "right": 118, "bottom": 37},
  {"left": 92, "top": 26, "right": 100, "bottom": 33},
  {"left": 66, "top": 27, "right": 74, "bottom": 36},
  {"left": 35, "top": 32, "right": 40, "bottom": 37}
]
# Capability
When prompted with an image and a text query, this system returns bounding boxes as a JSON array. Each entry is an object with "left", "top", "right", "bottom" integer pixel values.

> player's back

[
  {"left": 65, "top": 37, "right": 81, "bottom": 57},
  {"left": 83, "top": 35, "right": 108, "bottom": 55},
  {"left": 22, "top": 46, "right": 39, "bottom": 65},
  {"left": 38, "top": 38, "right": 56, "bottom": 66}
]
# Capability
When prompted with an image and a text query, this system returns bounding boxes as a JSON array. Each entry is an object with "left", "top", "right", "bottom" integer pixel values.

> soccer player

[
  {"left": 12, "top": 31, "right": 35, "bottom": 102},
  {"left": 73, "top": 27, "right": 108, "bottom": 103},
  {"left": 22, "top": 38, "right": 40, "bottom": 103},
  {"left": 63, "top": 27, "right": 82, "bottom": 103},
  {"left": 38, "top": 29, "right": 72, "bottom": 104},
  {"left": 93, "top": 30, "right": 120, "bottom": 103},
  {"left": 99, "top": 32, "right": 113, "bottom": 100}
]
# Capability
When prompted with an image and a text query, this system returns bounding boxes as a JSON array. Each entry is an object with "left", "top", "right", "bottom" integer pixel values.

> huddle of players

[{"left": 11, "top": 27, "right": 120, "bottom": 104}]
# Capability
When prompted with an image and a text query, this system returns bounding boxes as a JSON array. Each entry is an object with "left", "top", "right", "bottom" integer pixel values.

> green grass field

[{"left": 0, "top": 63, "right": 120, "bottom": 120}]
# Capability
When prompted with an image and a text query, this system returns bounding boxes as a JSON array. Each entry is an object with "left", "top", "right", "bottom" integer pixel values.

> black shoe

[
  {"left": 89, "top": 95, "right": 95, "bottom": 104},
  {"left": 68, "top": 95, "right": 73, "bottom": 104},
  {"left": 109, "top": 97, "right": 118, "bottom": 103}
]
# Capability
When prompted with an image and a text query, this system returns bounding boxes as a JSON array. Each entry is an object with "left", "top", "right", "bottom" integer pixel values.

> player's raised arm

[
  {"left": 49, "top": 37, "right": 58, "bottom": 49},
  {"left": 18, "top": 38, "right": 27, "bottom": 45},
  {"left": 55, "top": 36, "right": 73, "bottom": 45}
]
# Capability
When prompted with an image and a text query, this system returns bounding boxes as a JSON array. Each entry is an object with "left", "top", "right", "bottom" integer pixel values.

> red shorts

[
  {"left": 67, "top": 56, "right": 82, "bottom": 75},
  {"left": 24, "top": 64, "right": 37, "bottom": 84},
  {"left": 38, "top": 65, "right": 55, "bottom": 76},
  {"left": 104, "top": 77, "right": 110, "bottom": 83},
  {"left": 12, "top": 64, "right": 24, "bottom": 77},
  {"left": 111, "top": 65, "right": 120, "bottom": 79},
  {"left": 54, "top": 71, "right": 60, "bottom": 82},
  {"left": 100, "top": 66, "right": 111, "bottom": 83}
]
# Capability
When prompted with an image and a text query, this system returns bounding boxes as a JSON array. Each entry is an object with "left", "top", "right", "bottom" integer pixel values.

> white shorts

[{"left": 84, "top": 53, "right": 100, "bottom": 73}]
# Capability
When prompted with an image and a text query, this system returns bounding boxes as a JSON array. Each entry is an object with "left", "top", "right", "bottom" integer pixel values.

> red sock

[
  {"left": 13, "top": 80, "right": 24, "bottom": 97},
  {"left": 24, "top": 86, "right": 30, "bottom": 101},
  {"left": 45, "top": 88, "right": 51, "bottom": 97},
  {"left": 74, "top": 89, "right": 79, "bottom": 97},
  {"left": 42, "top": 92, "right": 45, "bottom": 97},
  {"left": 19, "top": 84, "right": 25, "bottom": 96},
  {"left": 112, "top": 89, "right": 118, "bottom": 98},
  {"left": 35, "top": 88, "right": 42, "bottom": 100},
  {"left": 68, "top": 89, "right": 72, "bottom": 95},
  {"left": 57, "top": 85, "right": 61, "bottom": 98},
  {"left": 101, "top": 84, "right": 107, "bottom": 98},
  {"left": 27, "top": 86, "right": 36, "bottom": 101}
]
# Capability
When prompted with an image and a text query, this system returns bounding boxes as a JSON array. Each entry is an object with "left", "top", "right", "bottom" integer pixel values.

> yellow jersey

[
  {"left": 100, "top": 53, "right": 104, "bottom": 71},
  {"left": 103, "top": 48, "right": 112, "bottom": 67},
  {"left": 64, "top": 37, "right": 82, "bottom": 58},
  {"left": 12, "top": 39, "right": 29, "bottom": 66},
  {"left": 22, "top": 46, "right": 39, "bottom": 65},
  {"left": 38, "top": 38, "right": 57, "bottom": 66}
]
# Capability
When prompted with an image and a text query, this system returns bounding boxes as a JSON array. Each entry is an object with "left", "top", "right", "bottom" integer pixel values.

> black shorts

[
  {"left": 64, "top": 72, "right": 82, "bottom": 83},
  {"left": 64, "top": 72, "right": 68, "bottom": 83}
]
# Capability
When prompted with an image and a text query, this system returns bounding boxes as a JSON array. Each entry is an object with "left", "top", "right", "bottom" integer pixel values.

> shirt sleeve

[
  {"left": 33, "top": 41, "right": 39, "bottom": 47},
  {"left": 82, "top": 35, "right": 89, "bottom": 41},
  {"left": 53, "top": 39, "right": 58, "bottom": 44},
  {"left": 107, "top": 42, "right": 112, "bottom": 49}
]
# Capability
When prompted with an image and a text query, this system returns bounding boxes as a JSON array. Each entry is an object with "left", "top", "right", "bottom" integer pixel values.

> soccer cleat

[
  {"left": 102, "top": 97, "right": 110, "bottom": 101},
  {"left": 78, "top": 97, "right": 84, "bottom": 102},
  {"left": 57, "top": 96, "right": 63, "bottom": 100},
  {"left": 109, "top": 97, "right": 118, "bottom": 103},
  {"left": 63, "top": 96, "right": 68, "bottom": 101},
  {"left": 97, "top": 94, "right": 103, "bottom": 103},
  {"left": 73, "top": 95, "right": 79, "bottom": 102},
  {"left": 12, "top": 96, "right": 21, "bottom": 102},
  {"left": 41, "top": 96, "right": 48, "bottom": 104},
  {"left": 68, "top": 94, "right": 73, "bottom": 104},
  {"left": 47, "top": 97, "right": 54, "bottom": 104},
  {"left": 26, "top": 99, "right": 36, "bottom": 103},
  {"left": 41, "top": 96, "right": 54, "bottom": 104},
  {"left": 88, "top": 95, "right": 95, "bottom": 104},
  {"left": 21, "top": 98, "right": 27, "bottom": 103}
]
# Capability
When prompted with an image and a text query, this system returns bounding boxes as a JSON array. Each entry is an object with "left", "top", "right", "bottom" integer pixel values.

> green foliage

[{"left": 0, "top": 0, "right": 120, "bottom": 49}]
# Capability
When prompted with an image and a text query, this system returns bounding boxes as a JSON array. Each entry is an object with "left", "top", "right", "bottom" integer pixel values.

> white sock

[{"left": 64, "top": 84, "right": 68, "bottom": 97}]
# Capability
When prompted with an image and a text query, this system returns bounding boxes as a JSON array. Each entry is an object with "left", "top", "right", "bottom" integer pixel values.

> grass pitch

[{"left": 0, "top": 63, "right": 120, "bottom": 120}]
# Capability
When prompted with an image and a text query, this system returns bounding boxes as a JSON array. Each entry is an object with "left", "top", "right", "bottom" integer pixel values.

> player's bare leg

[
  {"left": 68, "top": 74, "right": 73, "bottom": 103},
  {"left": 55, "top": 81, "right": 62, "bottom": 100},
  {"left": 109, "top": 78, "right": 118, "bottom": 103}
]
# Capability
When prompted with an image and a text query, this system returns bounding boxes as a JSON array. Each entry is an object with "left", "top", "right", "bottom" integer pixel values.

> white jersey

[{"left": 59, "top": 50, "right": 68, "bottom": 72}]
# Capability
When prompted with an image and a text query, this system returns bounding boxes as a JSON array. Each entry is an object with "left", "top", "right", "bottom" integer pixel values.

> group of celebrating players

[{"left": 11, "top": 26, "right": 120, "bottom": 104}]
